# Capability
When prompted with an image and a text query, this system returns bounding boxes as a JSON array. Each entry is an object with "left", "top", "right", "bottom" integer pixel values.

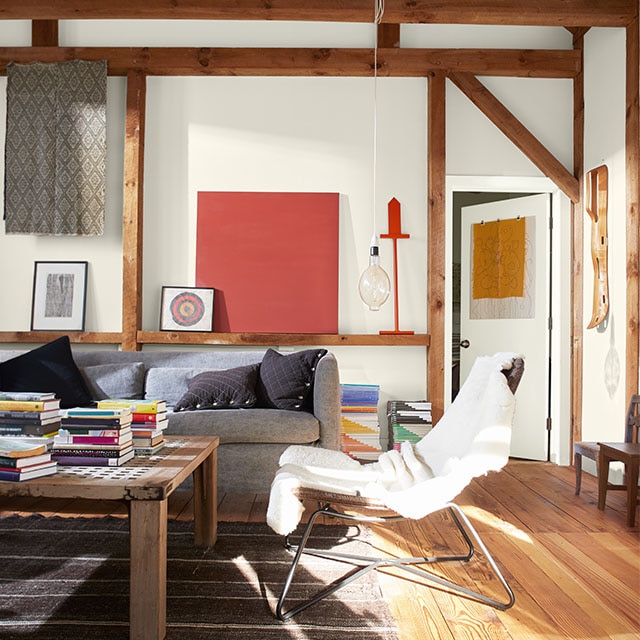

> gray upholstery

[{"left": 0, "top": 348, "right": 341, "bottom": 494}]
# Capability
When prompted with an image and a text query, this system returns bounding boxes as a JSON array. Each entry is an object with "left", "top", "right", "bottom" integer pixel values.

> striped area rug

[{"left": 0, "top": 516, "right": 398, "bottom": 640}]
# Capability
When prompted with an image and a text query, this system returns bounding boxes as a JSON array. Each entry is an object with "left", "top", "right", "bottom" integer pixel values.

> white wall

[
  {"left": 0, "top": 21, "right": 628, "bottom": 454},
  {"left": 581, "top": 28, "right": 628, "bottom": 478}
]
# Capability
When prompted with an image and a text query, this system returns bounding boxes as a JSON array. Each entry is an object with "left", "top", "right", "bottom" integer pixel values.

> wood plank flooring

[{"left": 1, "top": 460, "right": 638, "bottom": 640}]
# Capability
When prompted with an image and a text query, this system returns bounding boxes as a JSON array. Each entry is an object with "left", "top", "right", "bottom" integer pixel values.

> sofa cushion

[
  {"left": 174, "top": 364, "right": 259, "bottom": 411},
  {"left": 0, "top": 336, "right": 92, "bottom": 409},
  {"left": 256, "top": 348, "right": 327, "bottom": 411},
  {"left": 145, "top": 367, "right": 214, "bottom": 406},
  {"left": 166, "top": 407, "right": 320, "bottom": 444},
  {"left": 81, "top": 363, "right": 145, "bottom": 400}
]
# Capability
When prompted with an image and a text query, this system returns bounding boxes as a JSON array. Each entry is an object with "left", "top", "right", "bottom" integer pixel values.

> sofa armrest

[{"left": 313, "top": 352, "right": 341, "bottom": 450}]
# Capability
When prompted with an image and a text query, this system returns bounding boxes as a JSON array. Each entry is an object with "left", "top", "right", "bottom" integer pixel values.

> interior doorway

[{"left": 446, "top": 175, "right": 572, "bottom": 465}]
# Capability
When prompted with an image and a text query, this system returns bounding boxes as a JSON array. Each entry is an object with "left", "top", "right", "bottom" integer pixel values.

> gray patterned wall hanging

[{"left": 4, "top": 60, "right": 107, "bottom": 236}]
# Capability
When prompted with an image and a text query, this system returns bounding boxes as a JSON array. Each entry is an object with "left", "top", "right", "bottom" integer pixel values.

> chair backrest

[
  {"left": 416, "top": 353, "right": 524, "bottom": 478},
  {"left": 625, "top": 394, "right": 640, "bottom": 443},
  {"left": 502, "top": 357, "right": 525, "bottom": 395}
]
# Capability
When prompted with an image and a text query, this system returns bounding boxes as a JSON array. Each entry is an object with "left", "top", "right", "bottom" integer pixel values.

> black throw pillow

[
  {"left": 256, "top": 348, "right": 327, "bottom": 411},
  {"left": 0, "top": 336, "right": 93, "bottom": 409},
  {"left": 174, "top": 363, "right": 260, "bottom": 411}
]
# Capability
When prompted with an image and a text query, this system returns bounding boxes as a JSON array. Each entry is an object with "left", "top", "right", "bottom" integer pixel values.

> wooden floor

[{"left": 1, "top": 460, "right": 639, "bottom": 640}]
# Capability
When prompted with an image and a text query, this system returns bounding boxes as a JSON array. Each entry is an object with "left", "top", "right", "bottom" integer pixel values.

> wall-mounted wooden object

[{"left": 586, "top": 164, "right": 609, "bottom": 329}]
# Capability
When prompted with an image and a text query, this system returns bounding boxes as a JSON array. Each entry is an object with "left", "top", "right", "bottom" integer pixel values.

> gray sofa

[{"left": 0, "top": 347, "right": 341, "bottom": 494}]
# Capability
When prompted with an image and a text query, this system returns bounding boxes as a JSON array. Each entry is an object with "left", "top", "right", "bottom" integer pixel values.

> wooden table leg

[
  {"left": 193, "top": 447, "right": 218, "bottom": 547},
  {"left": 597, "top": 449, "right": 610, "bottom": 511},
  {"left": 129, "top": 498, "right": 168, "bottom": 640},
  {"left": 626, "top": 459, "right": 639, "bottom": 527}
]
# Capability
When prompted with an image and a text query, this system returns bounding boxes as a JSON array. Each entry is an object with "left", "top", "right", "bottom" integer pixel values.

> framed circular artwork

[{"left": 160, "top": 286, "right": 215, "bottom": 332}]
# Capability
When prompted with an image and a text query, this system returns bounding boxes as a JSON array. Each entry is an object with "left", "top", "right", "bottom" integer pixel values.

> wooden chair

[
  {"left": 574, "top": 394, "right": 640, "bottom": 495},
  {"left": 271, "top": 355, "right": 525, "bottom": 621}
]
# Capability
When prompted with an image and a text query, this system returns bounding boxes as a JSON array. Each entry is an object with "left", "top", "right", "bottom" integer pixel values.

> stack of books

[
  {"left": 0, "top": 392, "right": 61, "bottom": 447},
  {"left": 96, "top": 399, "right": 167, "bottom": 454},
  {"left": 0, "top": 435, "right": 57, "bottom": 481},
  {"left": 52, "top": 407, "right": 134, "bottom": 467},
  {"left": 387, "top": 400, "right": 433, "bottom": 451},
  {"left": 339, "top": 383, "right": 383, "bottom": 461}
]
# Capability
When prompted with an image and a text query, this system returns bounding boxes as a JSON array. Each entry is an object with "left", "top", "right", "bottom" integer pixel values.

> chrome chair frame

[{"left": 276, "top": 497, "right": 515, "bottom": 621}]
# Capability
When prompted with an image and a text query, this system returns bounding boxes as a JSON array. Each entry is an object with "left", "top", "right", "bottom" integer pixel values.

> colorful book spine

[
  {"left": 97, "top": 399, "right": 166, "bottom": 414},
  {"left": 64, "top": 407, "right": 131, "bottom": 418},
  {"left": 131, "top": 412, "right": 167, "bottom": 423},
  {"left": 52, "top": 450, "right": 135, "bottom": 467},
  {"left": 0, "top": 399, "right": 60, "bottom": 412},
  {"left": 0, "top": 452, "right": 52, "bottom": 468},
  {"left": 0, "top": 391, "right": 55, "bottom": 401},
  {"left": 0, "top": 462, "right": 57, "bottom": 481},
  {"left": 54, "top": 434, "right": 132, "bottom": 446}
]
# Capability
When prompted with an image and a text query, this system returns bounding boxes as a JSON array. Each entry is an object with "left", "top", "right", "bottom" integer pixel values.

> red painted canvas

[{"left": 196, "top": 192, "right": 339, "bottom": 333}]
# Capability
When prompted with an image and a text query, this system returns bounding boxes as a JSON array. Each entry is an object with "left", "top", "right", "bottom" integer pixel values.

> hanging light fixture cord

[{"left": 372, "top": 0, "right": 384, "bottom": 240}]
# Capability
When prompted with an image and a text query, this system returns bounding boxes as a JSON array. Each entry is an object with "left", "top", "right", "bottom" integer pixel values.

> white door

[{"left": 460, "top": 193, "right": 550, "bottom": 461}]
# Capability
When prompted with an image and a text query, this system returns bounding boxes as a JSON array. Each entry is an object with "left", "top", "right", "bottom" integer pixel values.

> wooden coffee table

[{"left": 0, "top": 435, "right": 219, "bottom": 640}]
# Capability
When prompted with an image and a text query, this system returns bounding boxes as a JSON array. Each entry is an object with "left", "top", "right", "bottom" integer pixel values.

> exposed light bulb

[{"left": 359, "top": 235, "right": 390, "bottom": 311}]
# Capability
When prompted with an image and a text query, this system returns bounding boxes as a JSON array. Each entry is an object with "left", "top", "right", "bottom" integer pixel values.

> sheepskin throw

[{"left": 4, "top": 60, "right": 107, "bottom": 236}]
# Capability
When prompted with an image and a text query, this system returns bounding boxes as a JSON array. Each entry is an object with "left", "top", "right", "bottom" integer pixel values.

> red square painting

[{"left": 196, "top": 192, "right": 339, "bottom": 333}]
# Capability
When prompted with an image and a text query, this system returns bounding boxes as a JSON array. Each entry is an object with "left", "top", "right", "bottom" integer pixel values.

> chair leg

[
  {"left": 275, "top": 502, "right": 515, "bottom": 621},
  {"left": 575, "top": 451, "right": 582, "bottom": 495}
]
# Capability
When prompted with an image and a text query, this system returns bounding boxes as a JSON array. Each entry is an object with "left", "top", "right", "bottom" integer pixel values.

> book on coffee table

[{"left": 0, "top": 436, "right": 47, "bottom": 458}]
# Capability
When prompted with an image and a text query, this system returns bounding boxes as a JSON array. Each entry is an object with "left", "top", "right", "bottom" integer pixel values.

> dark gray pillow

[
  {"left": 174, "top": 364, "right": 259, "bottom": 411},
  {"left": 256, "top": 348, "right": 327, "bottom": 411}
]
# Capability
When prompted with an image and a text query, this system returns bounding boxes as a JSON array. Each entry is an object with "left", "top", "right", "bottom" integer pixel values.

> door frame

[{"left": 446, "top": 175, "right": 572, "bottom": 465}]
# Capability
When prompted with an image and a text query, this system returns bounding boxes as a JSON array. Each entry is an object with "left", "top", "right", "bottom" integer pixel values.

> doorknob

[{"left": 460, "top": 339, "right": 470, "bottom": 349}]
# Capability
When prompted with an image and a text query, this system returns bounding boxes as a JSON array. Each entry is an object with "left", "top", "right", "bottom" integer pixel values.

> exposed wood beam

[
  {"left": 378, "top": 23, "right": 400, "bottom": 49},
  {"left": 0, "top": 47, "right": 581, "bottom": 78},
  {"left": 0, "top": 0, "right": 635, "bottom": 28},
  {"left": 565, "top": 26, "right": 591, "bottom": 44},
  {"left": 626, "top": 16, "right": 640, "bottom": 408},
  {"left": 571, "top": 31, "right": 585, "bottom": 449},
  {"left": 449, "top": 72, "right": 580, "bottom": 203},
  {"left": 31, "top": 20, "right": 58, "bottom": 46},
  {"left": 121, "top": 69, "right": 146, "bottom": 352},
  {"left": 427, "top": 70, "right": 446, "bottom": 424}
]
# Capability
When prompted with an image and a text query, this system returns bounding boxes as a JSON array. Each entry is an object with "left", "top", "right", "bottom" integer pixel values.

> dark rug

[{"left": 0, "top": 515, "right": 398, "bottom": 640}]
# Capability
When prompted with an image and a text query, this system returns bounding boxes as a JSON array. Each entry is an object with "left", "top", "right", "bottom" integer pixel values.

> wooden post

[
  {"left": 427, "top": 71, "right": 446, "bottom": 423},
  {"left": 571, "top": 29, "right": 585, "bottom": 452},
  {"left": 122, "top": 70, "right": 146, "bottom": 351},
  {"left": 626, "top": 16, "right": 640, "bottom": 409}
]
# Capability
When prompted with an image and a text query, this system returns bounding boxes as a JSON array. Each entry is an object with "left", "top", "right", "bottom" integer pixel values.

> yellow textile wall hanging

[
  {"left": 470, "top": 216, "right": 534, "bottom": 320},
  {"left": 472, "top": 218, "right": 526, "bottom": 299}
]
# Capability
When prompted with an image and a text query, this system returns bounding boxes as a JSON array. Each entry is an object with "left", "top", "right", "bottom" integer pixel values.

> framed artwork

[
  {"left": 160, "top": 286, "right": 215, "bottom": 332},
  {"left": 31, "top": 261, "right": 88, "bottom": 331}
]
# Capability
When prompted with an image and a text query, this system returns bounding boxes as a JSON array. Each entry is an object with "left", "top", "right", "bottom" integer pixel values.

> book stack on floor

[
  {"left": 387, "top": 400, "right": 433, "bottom": 451},
  {"left": 53, "top": 407, "right": 134, "bottom": 467},
  {"left": 0, "top": 435, "right": 57, "bottom": 481},
  {"left": 96, "top": 399, "right": 167, "bottom": 454},
  {"left": 339, "top": 383, "right": 383, "bottom": 461}
]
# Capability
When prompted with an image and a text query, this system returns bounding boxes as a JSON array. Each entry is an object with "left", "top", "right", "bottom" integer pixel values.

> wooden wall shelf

[
  {"left": 0, "top": 331, "right": 124, "bottom": 345},
  {"left": 137, "top": 331, "right": 430, "bottom": 347},
  {"left": 0, "top": 331, "right": 430, "bottom": 348}
]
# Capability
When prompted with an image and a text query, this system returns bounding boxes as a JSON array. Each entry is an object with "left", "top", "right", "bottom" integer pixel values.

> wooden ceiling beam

[
  {"left": 449, "top": 71, "right": 580, "bottom": 202},
  {"left": 0, "top": 0, "right": 635, "bottom": 27},
  {"left": 31, "top": 20, "right": 58, "bottom": 46},
  {"left": 0, "top": 46, "right": 580, "bottom": 78}
]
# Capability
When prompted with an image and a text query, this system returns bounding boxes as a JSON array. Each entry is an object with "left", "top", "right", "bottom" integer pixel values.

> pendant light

[{"left": 358, "top": 0, "right": 391, "bottom": 312}]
